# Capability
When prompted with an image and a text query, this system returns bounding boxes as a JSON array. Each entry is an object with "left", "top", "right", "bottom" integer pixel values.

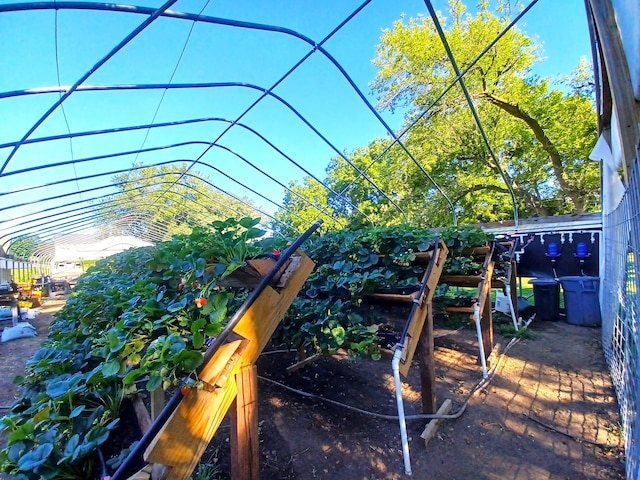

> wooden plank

[
  {"left": 286, "top": 353, "right": 321, "bottom": 373},
  {"left": 217, "top": 257, "right": 291, "bottom": 288},
  {"left": 145, "top": 378, "right": 239, "bottom": 477},
  {"left": 199, "top": 339, "right": 247, "bottom": 387},
  {"left": 132, "top": 394, "right": 152, "bottom": 434},
  {"left": 150, "top": 389, "right": 165, "bottom": 422},
  {"left": 439, "top": 275, "right": 483, "bottom": 287},
  {"left": 143, "top": 340, "right": 247, "bottom": 475},
  {"left": 398, "top": 240, "right": 449, "bottom": 378},
  {"left": 144, "top": 253, "right": 316, "bottom": 480},
  {"left": 230, "top": 365, "right": 259, "bottom": 480},
  {"left": 457, "top": 245, "right": 491, "bottom": 256},
  {"left": 586, "top": 0, "right": 638, "bottom": 180},
  {"left": 365, "top": 291, "right": 418, "bottom": 304},
  {"left": 420, "top": 399, "right": 453, "bottom": 445},
  {"left": 398, "top": 298, "right": 428, "bottom": 377},
  {"left": 445, "top": 306, "right": 474, "bottom": 315},
  {"left": 232, "top": 253, "right": 315, "bottom": 367},
  {"left": 412, "top": 251, "right": 434, "bottom": 263}
]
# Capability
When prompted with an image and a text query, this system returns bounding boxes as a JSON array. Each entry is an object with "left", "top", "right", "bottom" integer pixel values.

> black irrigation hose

[
  {"left": 399, "top": 235, "right": 441, "bottom": 345},
  {"left": 110, "top": 219, "right": 322, "bottom": 480}
]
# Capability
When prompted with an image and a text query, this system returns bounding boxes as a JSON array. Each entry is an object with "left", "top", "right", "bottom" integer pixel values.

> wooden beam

[
  {"left": 232, "top": 253, "right": 316, "bottom": 367},
  {"left": 230, "top": 365, "right": 259, "bottom": 480},
  {"left": 286, "top": 353, "right": 321, "bottom": 373},
  {"left": 398, "top": 240, "right": 449, "bottom": 377},
  {"left": 420, "top": 399, "right": 453, "bottom": 445},
  {"left": 587, "top": 0, "right": 639, "bottom": 182},
  {"left": 439, "top": 275, "right": 483, "bottom": 287}
]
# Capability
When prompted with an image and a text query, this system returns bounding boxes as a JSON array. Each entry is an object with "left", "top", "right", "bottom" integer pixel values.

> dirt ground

[{"left": 0, "top": 300, "right": 626, "bottom": 480}]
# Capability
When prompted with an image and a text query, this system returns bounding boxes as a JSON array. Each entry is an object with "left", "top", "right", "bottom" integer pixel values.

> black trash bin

[
  {"left": 530, "top": 278, "right": 560, "bottom": 321},
  {"left": 559, "top": 276, "right": 601, "bottom": 327}
]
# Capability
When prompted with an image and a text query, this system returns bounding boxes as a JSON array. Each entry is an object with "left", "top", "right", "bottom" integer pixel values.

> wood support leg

[
  {"left": 418, "top": 303, "right": 436, "bottom": 414},
  {"left": 230, "top": 364, "right": 259, "bottom": 480},
  {"left": 480, "top": 297, "right": 493, "bottom": 366}
]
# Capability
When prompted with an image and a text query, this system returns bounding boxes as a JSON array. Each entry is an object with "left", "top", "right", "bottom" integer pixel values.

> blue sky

[{"left": 0, "top": 0, "right": 593, "bottom": 239}]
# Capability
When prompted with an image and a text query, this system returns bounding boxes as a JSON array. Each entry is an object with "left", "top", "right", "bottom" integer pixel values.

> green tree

[
  {"left": 7, "top": 234, "right": 39, "bottom": 259},
  {"left": 97, "top": 164, "right": 263, "bottom": 241},
  {"left": 272, "top": 177, "right": 344, "bottom": 233},
  {"left": 370, "top": 0, "right": 599, "bottom": 219}
]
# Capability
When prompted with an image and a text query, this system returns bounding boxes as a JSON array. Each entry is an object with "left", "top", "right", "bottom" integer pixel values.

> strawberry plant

[
  {"left": 0, "top": 218, "right": 492, "bottom": 479},
  {"left": 0, "top": 217, "right": 280, "bottom": 479},
  {"left": 273, "top": 224, "right": 493, "bottom": 358}
]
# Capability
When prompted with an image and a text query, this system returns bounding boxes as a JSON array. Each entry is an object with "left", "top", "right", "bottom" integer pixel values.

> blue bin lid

[
  {"left": 558, "top": 276, "right": 599, "bottom": 282},
  {"left": 530, "top": 278, "right": 559, "bottom": 285}
]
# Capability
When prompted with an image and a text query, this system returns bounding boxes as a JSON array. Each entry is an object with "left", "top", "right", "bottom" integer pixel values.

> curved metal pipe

[
  {"left": 337, "top": 0, "right": 538, "bottom": 227},
  {"left": 0, "top": 74, "right": 397, "bottom": 221},
  {"left": 0, "top": 0, "right": 180, "bottom": 175},
  {"left": 423, "top": 0, "right": 520, "bottom": 229}
]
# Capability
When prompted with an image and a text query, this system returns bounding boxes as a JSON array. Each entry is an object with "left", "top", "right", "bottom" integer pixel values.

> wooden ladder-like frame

[{"left": 129, "top": 252, "right": 315, "bottom": 480}]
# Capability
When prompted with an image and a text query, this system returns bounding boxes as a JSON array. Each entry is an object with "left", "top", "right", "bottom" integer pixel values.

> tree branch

[{"left": 479, "top": 92, "right": 585, "bottom": 212}]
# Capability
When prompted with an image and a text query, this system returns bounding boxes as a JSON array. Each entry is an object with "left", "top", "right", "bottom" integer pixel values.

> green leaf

[
  {"left": 123, "top": 368, "right": 143, "bottom": 385},
  {"left": 63, "top": 434, "right": 80, "bottom": 459},
  {"left": 146, "top": 373, "right": 162, "bottom": 392},
  {"left": 167, "top": 298, "right": 186, "bottom": 313},
  {"left": 208, "top": 306, "right": 227, "bottom": 325},
  {"left": 18, "top": 443, "right": 54, "bottom": 471},
  {"left": 46, "top": 380, "right": 72, "bottom": 398},
  {"left": 107, "top": 330, "right": 124, "bottom": 353},
  {"left": 191, "top": 318, "right": 206, "bottom": 349},
  {"left": 69, "top": 405, "right": 85, "bottom": 418},
  {"left": 238, "top": 217, "right": 260, "bottom": 228},
  {"left": 204, "top": 323, "right": 222, "bottom": 336},
  {"left": 8, "top": 422, "right": 34, "bottom": 443},
  {"left": 101, "top": 358, "right": 121, "bottom": 378},
  {"left": 174, "top": 350, "right": 204, "bottom": 371},
  {"left": 244, "top": 227, "right": 266, "bottom": 239}
]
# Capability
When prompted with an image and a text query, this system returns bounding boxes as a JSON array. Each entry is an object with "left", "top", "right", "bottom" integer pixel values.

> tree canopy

[
  {"left": 275, "top": 0, "right": 599, "bottom": 230},
  {"left": 97, "top": 164, "right": 264, "bottom": 241}
]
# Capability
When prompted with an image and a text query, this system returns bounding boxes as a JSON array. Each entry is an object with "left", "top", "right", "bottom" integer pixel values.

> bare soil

[{"left": 0, "top": 300, "right": 625, "bottom": 480}]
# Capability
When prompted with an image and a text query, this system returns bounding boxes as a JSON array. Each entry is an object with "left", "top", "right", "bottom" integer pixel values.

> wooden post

[
  {"left": 418, "top": 303, "right": 436, "bottom": 414},
  {"left": 230, "top": 365, "right": 259, "bottom": 480},
  {"left": 480, "top": 288, "right": 493, "bottom": 366}
]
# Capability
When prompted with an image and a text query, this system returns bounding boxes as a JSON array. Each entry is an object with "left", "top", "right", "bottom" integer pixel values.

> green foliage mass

[
  {"left": 274, "top": 224, "right": 493, "bottom": 358},
  {"left": 98, "top": 163, "right": 265, "bottom": 241},
  {"left": 0, "top": 217, "right": 491, "bottom": 479},
  {"left": 0, "top": 217, "right": 274, "bottom": 480}
]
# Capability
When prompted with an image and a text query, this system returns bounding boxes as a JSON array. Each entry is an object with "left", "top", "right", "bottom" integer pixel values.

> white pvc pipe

[
  {"left": 504, "top": 284, "right": 519, "bottom": 331},
  {"left": 474, "top": 304, "right": 488, "bottom": 378},
  {"left": 392, "top": 347, "right": 412, "bottom": 475}
]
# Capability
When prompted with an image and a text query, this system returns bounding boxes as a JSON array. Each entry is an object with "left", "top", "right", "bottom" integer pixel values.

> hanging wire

[
  {"left": 53, "top": 7, "right": 82, "bottom": 200},
  {"left": 130, "top": 0, "right": 213, "bottom": 164}
]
